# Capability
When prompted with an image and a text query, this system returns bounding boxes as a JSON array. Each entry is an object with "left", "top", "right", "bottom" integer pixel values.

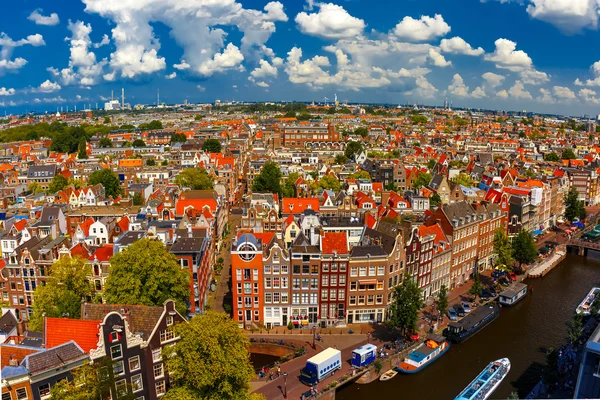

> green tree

[
  {"left": 132, "top": 139, "right": 146, "bottom": 147},
  {"left": 174, "top": 168, "right": 214, "bottom": 190},
  {"left": 170, "top": 133, "right": 187, "bottom": 143},
  {"left": 334, "top": 154, "right": 348, "bottom": 164},
  {"left": 348, "top": 170, "right": 371, "bottom": 180},
  {"left": 493, "top": 229, "right": 514, "bottom": 271},
  {"left": 435, "top": 285, "right": 449, "bottom": 321},
  {"left": 162, "top": 160, "right": 169, "bottom": 166},
  {"left": 78, "top": 139, "right": 88, "bottom": 159},
  {"left": 282, "top": 172, "right": 300, "bottom": 198},
  {"left": 427, "top": 159, "right": 437, "bottom": 170},
  {"left": 48, "top": 174, "right": 69, "bottom": 194},
  {"left": 164, "top": 312, "right": 261, "bottom": 400},
  {"left": 344, "top": 141, "right": 363, "bottom": 160},
  {"left": 387, "top": 274, "right": 423, "bottom": 336},
  {"left": 98, "top": 137, "right": 113, "bottom": 148},
  {"left": 544, "top": 152, "right": 560, "bottom": 162},
  {"left": 138, "top": 120, "right": 163, "bottom": 130},
  {"left": 89, "top": 169, "right": 123, "bottom": 198},
  {"left": 28, "top": 181, "right": 44, "bottom": 194},
  {"left": 194, "top": 114, "right": 203, "bottom": 121},
  {"left": 564, "top": 187, "right": 587, "bottom": 222},
  {"left": 512, "top": 230, "right": 538, "bottom": 267},
  {"left": 469, "top": 273, "right": 483, "bottom": 299},
  {"left": 122, "top": 140, "right": 132, "bottom": 147},
  {"left": 29, "top": 256, "right": 92, "bottom": 331},
  {"left": 354, "top": 127, "right": 368, "bottom": 138},
  {"left": 430, "top": 193, "right": 442, "bottom": 207},
  {"left": 103, "top": 116, "right": 111, "bottom": 124},
  {"left": 410, "top": 115, "right": 428, "bottom": 124},
  {"left": 311, "top": 174, "right": 342, "bottom": 193},
  {"left": 562, "top": 148, "right": 577, "bottom": 160},
  {"left": 252, "top": 161, "right": 282, "bottom": 196},
  {"left": 104, "top": 239, "right": 190, "bottom": 316},
  {"left": 453, "top": 173, "right": 476, "bottom": 187},
  {"left": 413, "top": 172, "right": 432, "bottom": 190},
  {"left": 568, "top": 314, "right": 584, "bottom": 344},
  {"left": 68, "top": 178, "right": 83, "bottom": 189},
  {"left": 507, "top": 392, "right": 520, "bottom": 399},
  {"left": 132, "top": 192, "right": 143, "bottom": 206},
  {"left": 146, "top": 159, "right": 156, "bottom": 166},
  {"left": 202, "top": 138, "right": 222, "bottom": 153}
]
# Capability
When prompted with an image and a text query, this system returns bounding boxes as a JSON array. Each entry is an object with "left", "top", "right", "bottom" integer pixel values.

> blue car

[
  {"left": 491, "top": 270, "right": 505, "bottom": 278},
  {"left": 462, "top": 302, "right": 472, "bottom": 313},
  {"left": 447, "top": 308, "right": 458, "bottom": 320}
]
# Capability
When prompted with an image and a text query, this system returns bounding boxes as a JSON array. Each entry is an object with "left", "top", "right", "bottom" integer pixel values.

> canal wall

[
  {"left": 527, "top": 246, "right": 566, "bottom": 278},
  {"left": 249, "top": 343, "right": 295, "bottom": 357}
]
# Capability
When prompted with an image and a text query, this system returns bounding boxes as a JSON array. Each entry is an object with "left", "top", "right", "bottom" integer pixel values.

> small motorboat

[
  {"left": 576, "top": 287, "right": 600, "bottom": 316},
  {"left": 379, "top": 369, "right": 398, "bottom": 381}
]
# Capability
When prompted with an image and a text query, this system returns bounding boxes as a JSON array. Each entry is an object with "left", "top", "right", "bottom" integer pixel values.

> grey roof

[
  {"left": 170, "top": 237, "right": 207, "bottom": 253},
  {"left": 321, "top": 216, "right": 362, "bottom": 228},
  {"left": 27, "top": 165, "right": 56, "bottom": 178},
  {"left": 0, "top": 310, "right": 17, "bottom": 334},
  {"left": 23, "top": 341, "right": 87, "bottom": 375},
  {"left": 82, "top": 303, "right": 164, "bottom": 340},
  {"left": 115, "top": 231, "right": 146, "bottom": 246},
  {"left": 34, "top": 206, "right": 62, "bottom": 227},
  {"left": 350, "top": 244, "right": 388, "bottom": 258},
  {"left": 361, "top": 227, "right": 397, "bottom": 255},
  {"left": 429, "top": 174, "right": 443, "bottom": 190},
  {"left": 290, "top": 233, "right": 319, "bottom": 254},
  {"left": 441, "top": 201, "right": 477, "bottom": 226}
]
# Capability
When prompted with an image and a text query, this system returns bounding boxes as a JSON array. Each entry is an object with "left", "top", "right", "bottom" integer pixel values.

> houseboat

[
  {"left": 455, "top": 358, "right": 511, "bottom": 400},
  {"left": 443, "top": 304, "right": 500, "bottom": 344},
  {"left": 576, "top": 287, "right": 600, "bottom": 316},
  {"left": 498, "top": 282, "right": 528, "bottom": 306},
  {"left": 397, "top": 334, "right": 450, "bottom": 373}
]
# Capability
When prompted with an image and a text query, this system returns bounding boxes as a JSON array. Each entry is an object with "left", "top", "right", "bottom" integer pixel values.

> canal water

[
  {"left": 249, "top": 352, "right": 280, "bottom": 370},
  {"left": 337, "top": 254, "right": 600, "bottom": 399}
]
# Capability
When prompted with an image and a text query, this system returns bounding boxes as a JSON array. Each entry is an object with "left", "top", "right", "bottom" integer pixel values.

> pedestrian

[
  {"left": 277, "top": 366, "right": 281, "bottom": 377},
  {"left": 269, "top": 371, "right": 273, "bottom": 381}
]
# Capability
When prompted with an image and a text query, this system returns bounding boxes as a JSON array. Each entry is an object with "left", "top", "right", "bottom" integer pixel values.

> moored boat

[
  {"left": 443, "top": 304, "right": 500, "bottom": 344},
  {"left": 396, "top": 334, "right": 450, "bottom": 373},
  {"left": 455, "top": 358, "right": 511, "bottom": 400},
  {"left": 576, "top": 287, "right": 600, "bottom": 316},
  {"left": 498, "top": 282, "right": 528, "bottom": 306},
  {"left": 379, "top": 369, "right": 398, "bottom": 381}
]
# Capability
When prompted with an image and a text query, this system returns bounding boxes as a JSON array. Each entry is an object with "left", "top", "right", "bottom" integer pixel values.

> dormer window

[{"left": 24, "top": 258, "right": 30, "bottom": 265}]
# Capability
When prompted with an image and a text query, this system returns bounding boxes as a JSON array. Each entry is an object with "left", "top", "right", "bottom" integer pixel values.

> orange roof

[
  {"left": 321, "top": 232, "right": 348, "bottom": 255},
  {"left": 282, "top": 198, "right": 320, "bottom": 214},
  {"left": 90, "top": 244, "right": 114, "bottom": 262},
  {"left": 45, "top": 317, "right": 101, "bottom": 353}
]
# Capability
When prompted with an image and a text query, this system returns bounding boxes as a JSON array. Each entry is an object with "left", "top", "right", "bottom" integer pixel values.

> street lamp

[{"left": 283, "top": 372, "right": 288, "bottom": 398}]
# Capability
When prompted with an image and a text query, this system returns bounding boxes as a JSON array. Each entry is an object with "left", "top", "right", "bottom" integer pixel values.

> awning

[{"left": 532, "top": 230, "right": 543, "bottom": 237}]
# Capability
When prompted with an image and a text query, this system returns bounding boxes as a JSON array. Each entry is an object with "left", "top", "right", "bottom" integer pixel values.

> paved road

[
  {"left": 213, "top": 209, "right": 241, "bottom": 313},
  {"left": 252, "top": 334, "right": 369, "bottom": 400}
]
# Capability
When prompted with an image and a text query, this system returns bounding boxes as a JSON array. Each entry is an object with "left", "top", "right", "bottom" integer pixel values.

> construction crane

[{"left": 322, "top": 96, "right": 329, "bottom": 106}]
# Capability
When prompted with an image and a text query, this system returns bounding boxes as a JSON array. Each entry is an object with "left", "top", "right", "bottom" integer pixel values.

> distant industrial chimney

[
  {"left": 111, "top": 90, "right": 114, "bottom": 101},
  {"left": 121, "top": 88, "right": 125, "bottom": 108}
]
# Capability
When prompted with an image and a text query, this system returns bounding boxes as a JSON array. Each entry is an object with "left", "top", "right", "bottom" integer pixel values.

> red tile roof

[
  {"left": 321, "top": 232, "right": 348, "bottom": 255},
  {"left": 89, "top": 244, "right": 114, "bottom": 262},
  {"left": 45, "top": 317, "right": 101, "bottom": 353},
  {"left": 282, "top": 198, "right": 320, "bottom": 214}
]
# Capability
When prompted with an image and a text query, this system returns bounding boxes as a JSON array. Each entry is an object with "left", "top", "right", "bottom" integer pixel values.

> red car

[{"left": 509, "top": 272, "right": 517, "bottom": 281}]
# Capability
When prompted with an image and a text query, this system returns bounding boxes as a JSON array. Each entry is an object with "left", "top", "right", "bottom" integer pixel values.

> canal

[{"left": 337, "top": 254, "right": 600, "bottom": 399}]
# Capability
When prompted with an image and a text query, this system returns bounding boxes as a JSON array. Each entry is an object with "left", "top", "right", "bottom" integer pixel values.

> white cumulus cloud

[
  {"left": 579, "top": 88, "right": 600, "bottom": 104},
  {"left": 496, "top": 89, "right": 509, "bottom": 99},
  {"left": 471, "top": 86, "right": 487, "bottom": 98},
  {"left": 553, "top": 85, "right": 576, "bottom": 100},
  {"left": 0, "top": 87, "right": 15, "bottom": 96},
  {"left": 165, "top": 72, "right": 176, "bottom": 79},
  {"left": 35, "top": 80, "right": 61, "bottom": 93},
  {"left": 439, "top": 37, "right": 484, "bottom": 56},
  {"left": 197, "top": 43, "right": 244, "bottom": 77},
  {"left": 295, "top": 3, "right": 365, "bottom": 39},
  {"left": 482, "top": 72, "right": 505, "bottom": 87},
  {"left": 393, "top": 14, "right": 451, "bottom": 42},
  {"left": 448, "top": 73, "right": 469, "bottom": 97},
  {"left": 508, "top": 80, "right": 532, "bottom": 99},
  {"left": 428, "top": 49, "right": 451, "bottom": 67},
  {"left": 28, "top": 9, "right": 60, "bottom": 26}
]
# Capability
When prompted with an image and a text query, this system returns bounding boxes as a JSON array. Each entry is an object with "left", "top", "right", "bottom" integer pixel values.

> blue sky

[{"left": 2, "top": 0, "right": 600, "bottom": 116}]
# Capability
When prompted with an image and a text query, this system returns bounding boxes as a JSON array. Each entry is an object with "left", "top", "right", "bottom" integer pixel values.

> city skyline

[{"left": 2, "top": 0, "right": 600, "bottom": 115}]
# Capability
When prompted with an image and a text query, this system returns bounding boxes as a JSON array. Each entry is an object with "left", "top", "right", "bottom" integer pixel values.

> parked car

[
  {"left": 488, "top": 286, "right": 497, "bottom": 297},
  {"left": 480, "top": 290, "right": 491, "bottom": 302},
  {"left": 462, "top": 302, "right": 472, "bottom": 313},
  {"left": 491, "top": 269, "right": 505, "bottom": 278},
  {"left": 453, "top": 304, "right": 466, "bottom": 317},
  {"left": 509, "top": 272, "right": 517, "bottom": 281},
  {"left": 499, "top": 277, "right": 510, "bottom": 286},
  {"left": 447, "top": 308, "right": 458, "bottom": 321}
]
